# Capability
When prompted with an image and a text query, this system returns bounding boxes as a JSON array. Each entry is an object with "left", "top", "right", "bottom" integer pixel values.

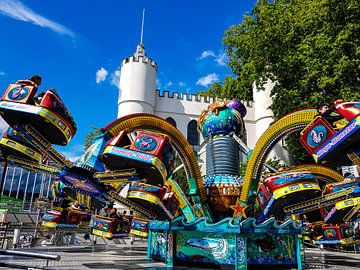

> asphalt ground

[{"left": 0, "top": 241, "right": 359, "bottom": 269}]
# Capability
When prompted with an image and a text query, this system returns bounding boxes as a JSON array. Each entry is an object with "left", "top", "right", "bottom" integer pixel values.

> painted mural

[
  {"left": 150, "top": 231, "right": 168, "bottom": 260},
  {"left": 176, "top": 231, "right": 236, "bottom": 265},
  {"left": 247, "top": 233, "right": 296, "bottom": 265}
]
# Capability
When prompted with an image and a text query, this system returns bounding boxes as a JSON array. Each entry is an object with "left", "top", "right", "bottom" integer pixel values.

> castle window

[
  {"left": 187, "top": 120, "right": 199, "bottom": 146},
  {"left": 166, "top": 117, "right": 177, "bottom": 128}
]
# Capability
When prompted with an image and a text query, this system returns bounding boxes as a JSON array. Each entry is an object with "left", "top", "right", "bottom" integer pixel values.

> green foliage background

[
  {"left": 207, "top": 0, "right": 360, "bottom": 164},
  {"left": 84, "top": 127, "right": 102, "bottom": 150}
]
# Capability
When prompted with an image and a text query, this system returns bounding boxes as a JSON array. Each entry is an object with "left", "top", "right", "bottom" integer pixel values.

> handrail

[{"left": 0, "top": 249, "right": 60, "bottom": 261}]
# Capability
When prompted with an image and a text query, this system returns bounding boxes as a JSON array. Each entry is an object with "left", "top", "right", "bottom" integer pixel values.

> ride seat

[
  {"left": 39, "top": 90, "right": 76, "bottom": 130},
  {"left": 106, "top": 131, "right": 131, "bottom": 147},
  {"left": 40, "top": 90, "right": 65, "bottom": 112},
  {"left": 334, "top": 102, "right": 360, "bottom": 121}
]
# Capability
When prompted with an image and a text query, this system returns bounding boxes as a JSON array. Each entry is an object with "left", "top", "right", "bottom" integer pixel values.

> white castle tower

[
  {"left": 117, "top": 44, "right": 157, "bottom": 118},
  {"left": 117, "top": 11, "right": 157, "bottom": 118},
  {"left": 253, "top": 79, "right": 274, "bottom": 146}
]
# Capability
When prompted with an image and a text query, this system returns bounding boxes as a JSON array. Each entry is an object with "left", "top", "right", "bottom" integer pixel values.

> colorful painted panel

[
  {"left": 130, "top": 217, "right": 149, "bottom": 238},
  {"left": 150, "top": 231, "right": 168, "bottom": 260},
  {"left": 176, "top": 231, "right": 236, "bottom": 265},
  {"left": 3, "top": 84, "right": 36, "bottom": 103},
  {"left": 247, "top": 234, "right": 296, "bottom": 265},
  {"left": 93, "top": 219, "right": 111, "bottom": 232},
  {"left": 341, "top": 225, "right": 354, "bottom": 238},
  {"left": 300, "top": 117, "right": 335, "bottom": 155}
]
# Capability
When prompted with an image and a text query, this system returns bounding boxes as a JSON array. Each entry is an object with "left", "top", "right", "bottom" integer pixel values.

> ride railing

[{"left": 0, "top": 249, "right": 60, "bottom": 269}]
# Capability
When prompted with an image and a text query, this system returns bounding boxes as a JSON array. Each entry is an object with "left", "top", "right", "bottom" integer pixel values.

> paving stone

[{"left": 0, "top": 244, "right": 359, "bottom": 269}]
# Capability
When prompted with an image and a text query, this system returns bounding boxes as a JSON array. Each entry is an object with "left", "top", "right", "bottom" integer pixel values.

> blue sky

[{"left": 0, "top": 0, "right": 257, "bottom": 160}]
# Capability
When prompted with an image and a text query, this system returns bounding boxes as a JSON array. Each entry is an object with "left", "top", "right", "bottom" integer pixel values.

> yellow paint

[
  {"left": 41, "top": 221, "right": 57, "bottom": 228},
  {"left": 39, "top": 108, "right": 73, "bottom": 142},
  {"left": 336, "top": 197, "right": 360, "bottom": 210},
  {"left": 128, "top": 191, "right": 160, "bottom": 205},
  {"left": 241, "top": 109, "right": 319, "bottom": 204},
  {"left": 273, "top": 183, "right": 321, "bottom": 200},
  {"left": 105, "top": 115, "right": 206, "bottom": 205},
  {"left": 0, "top": 138, "right": 41, "bottom": 161},
  {"left": 130, "top": 229, "right": 148, "bottom": 238},
  {"left": 92, "top": 229, "right": 113, "bottom": 238}
]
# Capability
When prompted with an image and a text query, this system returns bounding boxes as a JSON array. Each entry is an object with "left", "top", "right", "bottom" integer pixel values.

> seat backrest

[{"left": 335, "top": 102, "right": 360, "bottom": 121}]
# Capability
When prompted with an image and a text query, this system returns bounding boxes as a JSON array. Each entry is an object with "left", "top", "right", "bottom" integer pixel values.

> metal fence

[{"left": 0, "top": 161, "right": 55, "bottom": 212}]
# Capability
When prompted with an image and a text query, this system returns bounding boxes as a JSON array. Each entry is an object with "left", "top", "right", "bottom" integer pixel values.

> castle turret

[
  {"left": 253, "top": 79, "right": 274, "bottom": 141},
  {"left": 117, "top": 43, "right": 157, "bottom": 118}
]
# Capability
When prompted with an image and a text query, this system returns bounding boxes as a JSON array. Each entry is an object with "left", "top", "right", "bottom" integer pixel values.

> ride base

[{"left": 147, "top": 217, "right": 303, "bottom": 269}]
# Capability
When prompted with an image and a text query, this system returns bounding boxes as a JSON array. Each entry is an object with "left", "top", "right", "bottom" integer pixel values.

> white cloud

[
  {"left": 197, "top": 50, "right": 228, "bottom": 66},
  {"left": 0, "top": 0, "right": 74, "bottom": 36},
  {"left": 111, "top": 69, "right": 121, "bottom": 87},
  {"left": 0, "top": 71, "right": 5, "bottom": 76},
  {"left": 197, "top": 50, "right": 215, "bottom": 61},
  {"left": 215, "top": 52, "right": 228, "bottom": 66},
  {"left": 178, "top": 81, "right": 186, "bottom": 87},
  {"left": 95, "top": 67, "right": 108, "bottom": 84},
  {"left": 196, "top": 73, "right": 219, "bottom": 87},
  {"left": 165, "top": 81, "right": 173, "bottom": 88}
]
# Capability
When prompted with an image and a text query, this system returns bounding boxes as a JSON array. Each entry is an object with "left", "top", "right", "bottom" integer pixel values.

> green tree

[
  {"left": 210, "top": 0, "right": 360, "bottom": 164},
  {"left": 84, "top": 127, "right": 102, "bottom": 150}
]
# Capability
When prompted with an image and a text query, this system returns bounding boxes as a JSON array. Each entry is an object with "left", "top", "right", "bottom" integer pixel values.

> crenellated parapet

[
  {"left": 122, "top": 54, "right": 157, "bottom": 70},
  {"left": 121, "top": 44, "right": 157, "bottom": 70},
  {"left": 156, "top": 89, "right": 217, "bottom": 104}
]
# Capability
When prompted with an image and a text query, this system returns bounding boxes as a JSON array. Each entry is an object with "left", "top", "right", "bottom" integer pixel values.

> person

[
  {"left": 70, "top": 200, "right": 81, "bottom": 210},
  {"left": 128, "top": 210, "right": 135, "bottom": 245},
  {"left": 162, "top": 185, "right": 174, "bottom": 201},
  {"left": 59, "top": 197, "right": 72, "bottom": 209},
  {"left": 354, "top": 220, "right": 360, "bottom": 238},
  {"left": 99, "top": 201, "right": 114, "bottom": 217},
  {"left": 58, "top": 198, "right": 72, "bottom": 223},
  {"left": 34, "top": 91, "right": 45, "bottom": 105},
  {"left": 343, "top": 172, "right": 355, "bottom": 180},
  {"left": 109, "top": 207, "right": 123, "bottom": 220},
  {"left": 316, "top": 103, "right": 344, "bottom": 129},
  {"left": 16, "top": 74, "right": 42, "bottom": 88},
  {"left": 29, "top": 75, "right": 42, "bottom": 87}
]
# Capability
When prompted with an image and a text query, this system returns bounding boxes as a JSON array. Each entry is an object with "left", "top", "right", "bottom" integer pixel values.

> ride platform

[
  {"left": 92, "top": 215, "right": 130, "bottom": 239},
  {"left": 148, "top": 217, "right": 302, "bottom": 270},
  {"left": 324, "top": 196, "right": 360, "bottom": 224},
  {"left": 0, "top": 85, "right": 76, "bottom": 146},
  {"left": 0, "top": 128, "right": 42, "bottom": 162},
  {"left": 127, "top": 183, "right": 178, "bottom": 221},
  {"left": 257, "top": 171, "right": 321, "bottom": 222},
  {"left": 41, "top": 209, "right": 91, "bottom": 228},
  {"left": 102, "top": 146, "right": 167, "bottom": 185}
]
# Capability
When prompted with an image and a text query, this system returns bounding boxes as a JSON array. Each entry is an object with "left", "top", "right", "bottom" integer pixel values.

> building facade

[
  {"left": 117, "top": 43, "right": 276, "bottom": 147},
  {"left": 117, "top": 43, "right": 291, "bottom": 173}
]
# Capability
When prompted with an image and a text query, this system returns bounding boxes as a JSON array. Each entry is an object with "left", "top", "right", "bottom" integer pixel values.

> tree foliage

[
  {"left": 84, "top": 127, "right": 102, "bottom": 150},
  {"left": 209, "top": 0, "right": 360, "bottom": 164}
]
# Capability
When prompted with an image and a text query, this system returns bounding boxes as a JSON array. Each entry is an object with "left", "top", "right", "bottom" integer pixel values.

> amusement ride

[{"left": 0, "top": 77, "right": 359, "bottom": 269}]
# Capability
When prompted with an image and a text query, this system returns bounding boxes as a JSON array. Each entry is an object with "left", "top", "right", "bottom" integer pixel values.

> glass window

[
  {"left": 166, "top": 117, "right": 177, "bottom": 128},
  {"left": 187, "top": 120, "right": 199, "bottom": 146}
]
